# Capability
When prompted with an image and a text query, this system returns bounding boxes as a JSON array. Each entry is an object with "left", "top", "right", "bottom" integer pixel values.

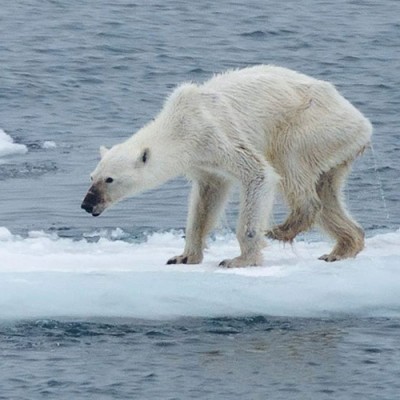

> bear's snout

[
  {"left": 81, "top": 200, "right": 95, "bottom": 215},
  {"left": 81, "top": 189, "right": 102, "bottom": 216}
]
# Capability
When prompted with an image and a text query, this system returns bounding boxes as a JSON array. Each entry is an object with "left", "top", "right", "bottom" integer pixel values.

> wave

[{"left": 0, "top": 227, "right": 399, "bottom": 320}]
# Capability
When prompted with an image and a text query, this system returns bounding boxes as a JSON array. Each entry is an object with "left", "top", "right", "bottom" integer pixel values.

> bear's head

[{"left": 81, "top": 144, "right": 151, "bottom": 216}]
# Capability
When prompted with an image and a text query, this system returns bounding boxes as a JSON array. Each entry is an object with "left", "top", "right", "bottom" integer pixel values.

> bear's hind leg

[
  {"left": 167, "top": 174, "right": 231, "bottom": 265},
  {"left": 316, "top": 163, "right": 365, "bottom": 262},
  {"left": 266, "top": 191, "right": 321, "bottom": 243}
]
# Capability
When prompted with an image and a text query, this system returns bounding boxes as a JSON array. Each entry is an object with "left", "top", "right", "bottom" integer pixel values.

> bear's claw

[
  {"left": 166, "top": 254, "right": 202, "bottom": 265},
  {"left": 319, "top": 254, "right": 339, "bottom": 262}
]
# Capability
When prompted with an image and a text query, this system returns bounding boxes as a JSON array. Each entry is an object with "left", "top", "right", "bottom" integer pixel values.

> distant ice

[
  {"left": 0, "top": 129, "right": 28, "bottom": 158},
  {"left": 0, "top": 228, "right": 399, "bottom": 320},
  {"left": 42, "top": 140, "right": 57, "bottom": 149}
]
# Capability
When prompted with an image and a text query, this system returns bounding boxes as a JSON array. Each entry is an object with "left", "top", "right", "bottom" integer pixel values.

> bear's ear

[
  {"left": 141, "top": 148, "right": 149, "bottom": 164},
  {"left": 135, "top": 148, "right": 150, "bottom": 168},
  {"left": 99, "top": 145, "right": 109, "bottom": 159}
]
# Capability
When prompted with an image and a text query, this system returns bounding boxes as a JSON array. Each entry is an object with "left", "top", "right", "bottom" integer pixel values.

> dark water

[
  {"left": 1, "top": 0, "right": 400, "bottom": 398},
  {"left": 1, "top": 317, "right": 400, "bottom": 400}
]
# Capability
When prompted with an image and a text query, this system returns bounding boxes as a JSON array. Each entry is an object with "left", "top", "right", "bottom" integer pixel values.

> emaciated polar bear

[{"left": 81, "top": 65, "right": 372, "bottom": 268}]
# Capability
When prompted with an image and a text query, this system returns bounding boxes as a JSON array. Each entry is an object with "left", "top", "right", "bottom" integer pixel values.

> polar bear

[{"left": 81, "top": 65, "right": 372, "bottom": 268}]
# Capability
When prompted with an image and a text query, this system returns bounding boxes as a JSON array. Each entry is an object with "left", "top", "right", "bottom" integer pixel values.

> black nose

[
  {"left": 81, "top": 189, "right": 100, "bottom": 213},
  {"left": 81, "top": 202, "right": 93, "bottom": 214}
]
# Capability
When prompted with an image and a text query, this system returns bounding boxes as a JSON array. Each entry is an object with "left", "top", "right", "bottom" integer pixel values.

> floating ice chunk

[
  {"left": 0, "top": 228, "right": 399, "bottom": 320},
  {"left": 0, "top": 129, "right": 28, "bottom": 157},
  {"left": 42, "top": 140, "right": 57, "bottom": 149}
]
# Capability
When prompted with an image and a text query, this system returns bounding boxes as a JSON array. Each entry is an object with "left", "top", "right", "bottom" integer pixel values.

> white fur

[{"left": 85, "top": 65, "right": 372, "bottom": 267}]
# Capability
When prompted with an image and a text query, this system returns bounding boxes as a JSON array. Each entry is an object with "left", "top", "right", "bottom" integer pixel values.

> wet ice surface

[{"left": 1, "top": 229, "right": 400, "bottom": 320}]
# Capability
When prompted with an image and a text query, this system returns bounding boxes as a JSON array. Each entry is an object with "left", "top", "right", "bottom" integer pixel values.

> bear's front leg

[
  {"left": 219, "top": 163, "right": 279, "bottom": 268},
  {"left": 167, "top": 174, "right": 231, "bottom": 265}
]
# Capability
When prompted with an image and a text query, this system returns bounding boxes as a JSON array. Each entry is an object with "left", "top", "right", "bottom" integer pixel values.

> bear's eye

[{"left": 105, "top": 177, "right": 114, "bottom": 183}]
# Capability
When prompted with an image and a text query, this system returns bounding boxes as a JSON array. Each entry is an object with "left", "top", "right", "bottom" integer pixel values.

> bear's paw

[
  {"left": 219, "top": 254, "right": 262, "bottom": 268},
  {"left": 166, "top": 254, "right": 203, "bottom": 265}
]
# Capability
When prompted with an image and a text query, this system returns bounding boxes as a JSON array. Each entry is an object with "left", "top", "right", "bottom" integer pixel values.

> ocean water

[{"left": 1, "top": 0, "right": 400, "bottom": 399}]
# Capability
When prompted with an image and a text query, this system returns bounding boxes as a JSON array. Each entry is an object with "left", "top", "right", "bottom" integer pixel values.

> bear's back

[{"left": 202, "top": 65, "right": 318, "bottom": 93}]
